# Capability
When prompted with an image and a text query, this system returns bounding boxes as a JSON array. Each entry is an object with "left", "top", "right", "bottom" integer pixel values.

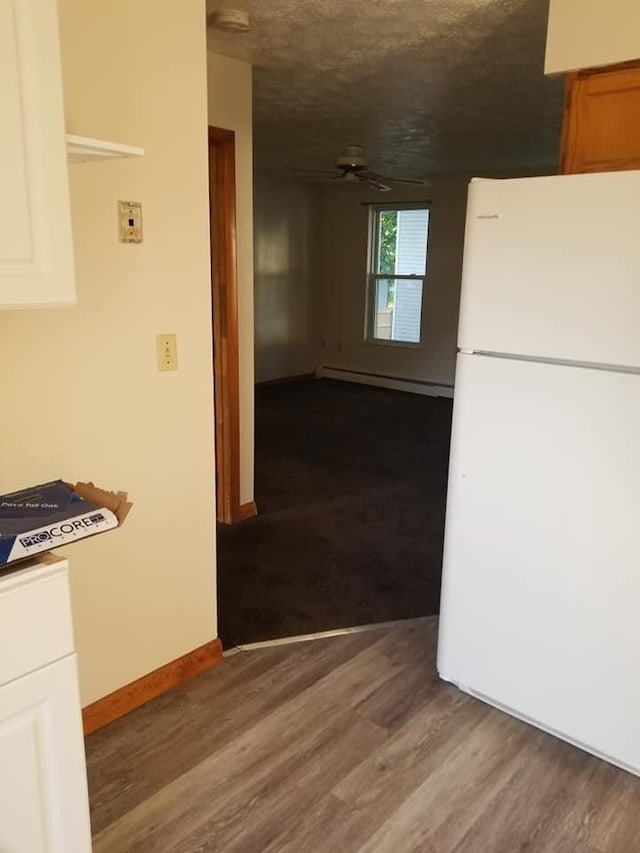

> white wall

[
  {"left": 207, "top": 52, "right": 255, "bottom": 505},
  {"left": 546, "top": 0, "right": 640, "bottom": 73},
  {"left": 254, "top": 173, "right": 318, "bottom": 383},
  {"left": 0, "top": 0, "right": 217, "bottom": 705},
  {"left": 316, "top": 178, "right": 469, "bottom": 390}
]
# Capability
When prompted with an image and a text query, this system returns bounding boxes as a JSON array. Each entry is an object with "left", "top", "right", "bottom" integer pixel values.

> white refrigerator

[{"left": 437, "top": 169, "right": 640, "bottom": 776}]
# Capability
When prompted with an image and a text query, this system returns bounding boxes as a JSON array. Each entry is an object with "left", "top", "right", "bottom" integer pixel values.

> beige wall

[
  {"left": 254, "top": 173, "right": 318, "bottom": 383},
  {"left": 545, "top": 0, "right": 640, "bottom": 73},
  {"left": 316, "top": 178, "right": 469, "bottom": 389},
  {"left": 207, "top": 52, "right": 254, "bottom": 504},
  {"left": 0, "top": 0, "right": 217, "bottom": 704}
]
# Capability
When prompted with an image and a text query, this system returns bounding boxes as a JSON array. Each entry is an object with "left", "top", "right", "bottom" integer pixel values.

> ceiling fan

[{"left": 292, "top": 144, "right": 430, "bottom": 192}]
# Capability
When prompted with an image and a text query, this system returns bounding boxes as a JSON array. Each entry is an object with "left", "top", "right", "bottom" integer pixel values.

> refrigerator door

[
  {"left": 458, "top": 170, "right": 640, "bottom": 368},
  {"left": 438, "top": 353, "right": 640, "bottom": 774}
]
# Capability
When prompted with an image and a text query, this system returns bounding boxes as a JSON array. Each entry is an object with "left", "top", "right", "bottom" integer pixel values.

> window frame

[{"left": 364, "top": 201, "right": 430, "bottom": 349}]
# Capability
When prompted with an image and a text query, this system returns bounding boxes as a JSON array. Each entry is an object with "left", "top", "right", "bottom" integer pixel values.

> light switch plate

[{"left": 119, "top": 201, "right": 143, "bottom": 243}]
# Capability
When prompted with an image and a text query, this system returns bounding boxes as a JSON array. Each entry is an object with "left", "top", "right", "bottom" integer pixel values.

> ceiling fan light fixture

[
  {"left": 210, "top": 8, "right": 252, "bottom": 33},
  {"left": 336, "top": 144, "right": 368, "bottom": 169}
]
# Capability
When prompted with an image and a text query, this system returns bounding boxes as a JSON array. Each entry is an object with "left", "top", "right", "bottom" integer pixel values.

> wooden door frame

[{"left": 209, "top": 126, "right": 245, "bottom": 524}]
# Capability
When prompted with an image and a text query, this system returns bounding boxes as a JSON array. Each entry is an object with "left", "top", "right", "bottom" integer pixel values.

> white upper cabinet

[
  {"left": 0, "top": 0, "right": 75, "bottom": 308},
  {"left": 545, "top": 0, "right": 640, "bottom": 74}
]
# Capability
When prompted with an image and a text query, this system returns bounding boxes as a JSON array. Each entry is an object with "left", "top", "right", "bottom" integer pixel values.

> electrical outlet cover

[{"left": 156, "top": 333, "right": 177, "bottom": 371}]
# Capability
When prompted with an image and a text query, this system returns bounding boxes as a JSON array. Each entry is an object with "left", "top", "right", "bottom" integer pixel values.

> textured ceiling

[{"left": 206, "top": 0, "right": 564, "bottom": 179}]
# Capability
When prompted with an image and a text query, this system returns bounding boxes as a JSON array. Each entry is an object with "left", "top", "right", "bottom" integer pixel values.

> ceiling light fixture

[
  {"left": 210, "top": 9, "right": 252, "bottom": 33},
  {"left": 336, "top": 145, "right": 368, "bottom": 169}
]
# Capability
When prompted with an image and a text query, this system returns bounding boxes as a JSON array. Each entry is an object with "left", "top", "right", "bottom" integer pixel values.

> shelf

[{"left": 66, "top": 134, "right": 144, "bottom": 163}]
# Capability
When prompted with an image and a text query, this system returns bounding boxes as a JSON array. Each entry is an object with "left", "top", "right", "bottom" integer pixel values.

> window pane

[
  {"left": 376, "top": 210, "right": 398, "bottom": 274},
  {"left": 395, "top": 209, "right": 429, "bottom": 275},
  {"left": 375, "top": 208, "right": 429, "bottom": 276},
  {"left": 372, "top": 278, "right": 423, "bottom": 343}
]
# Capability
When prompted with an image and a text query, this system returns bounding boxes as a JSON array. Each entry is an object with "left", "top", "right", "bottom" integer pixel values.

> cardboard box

[{"left": 0, "top": 480, "right": 132, "bottom": 567}]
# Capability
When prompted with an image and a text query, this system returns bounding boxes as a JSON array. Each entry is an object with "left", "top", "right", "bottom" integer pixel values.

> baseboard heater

[{"left": 315, "top": 366, "right": 454, "bottom": 398}]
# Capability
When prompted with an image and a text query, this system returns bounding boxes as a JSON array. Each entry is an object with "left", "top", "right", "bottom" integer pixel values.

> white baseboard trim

[{"left": 315, "top": 366, "right": 454, "bottom": 398}]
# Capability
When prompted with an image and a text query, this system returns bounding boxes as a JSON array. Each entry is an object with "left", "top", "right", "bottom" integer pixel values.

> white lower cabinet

[{"left": 0, "top": 558, "right": 91, "bottom": 852}]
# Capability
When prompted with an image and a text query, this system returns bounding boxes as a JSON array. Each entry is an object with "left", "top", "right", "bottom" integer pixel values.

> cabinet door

[
  {"left": 0, "top": 0, "right": 75, "bottom": 308},
  {"left": 561, "top": 63, "right": 640, "bottom": 174},
  {"left": 0, "top": 656, "right": 92, "bottom": 853}
]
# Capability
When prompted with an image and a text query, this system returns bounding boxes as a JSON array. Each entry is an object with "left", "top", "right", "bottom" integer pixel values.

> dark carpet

[{"left": 216, "top": 378, "right": 453, "bottom": 648}]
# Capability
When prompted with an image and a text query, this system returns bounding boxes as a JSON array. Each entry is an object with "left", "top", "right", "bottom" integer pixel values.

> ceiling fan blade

[
  {"left": 367, "top": 178, "right": 392, "bottom": 192},
  {"left": 384, "top": 177, "right": 430, "bottom": 186},
  {"left": 357, "top": 169, "right": 427, "bottom": 188}
]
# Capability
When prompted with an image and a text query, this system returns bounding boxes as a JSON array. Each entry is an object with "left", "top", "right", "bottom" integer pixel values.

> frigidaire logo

[
  {"left": 20, "top": 513, "right": 106, "bottom": 548},
  {"left": 476, "top": 214, "right": 500, "bottom": 220}
]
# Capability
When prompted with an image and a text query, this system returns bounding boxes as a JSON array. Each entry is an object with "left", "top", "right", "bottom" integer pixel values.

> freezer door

[
  {"left": 459, "top": 171, "right": 640, "bottom": 368},
  {"left": 438, "top": 353, "right": 640, "bottom": 773}
]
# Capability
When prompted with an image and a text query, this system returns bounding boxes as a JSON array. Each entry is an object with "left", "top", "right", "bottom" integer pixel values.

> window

[{"left": 365, "top": 204, "right": 430, "bottom": 345}]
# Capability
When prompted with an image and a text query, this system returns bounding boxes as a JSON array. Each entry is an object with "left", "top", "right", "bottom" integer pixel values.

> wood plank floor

[{"left": 86, "top": 619, "right": 640, "bottom": 852}]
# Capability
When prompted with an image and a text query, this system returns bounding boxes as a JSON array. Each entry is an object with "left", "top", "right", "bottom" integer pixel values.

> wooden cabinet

[
  {"left": 0, "top": 0, "right": 75, "bottom": 308},
  {"left": 0, "top": 557, "right": 91, "bottom": 852},
  {"left": 561, "top": 62, "right": 640, "bottom": 174}
]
